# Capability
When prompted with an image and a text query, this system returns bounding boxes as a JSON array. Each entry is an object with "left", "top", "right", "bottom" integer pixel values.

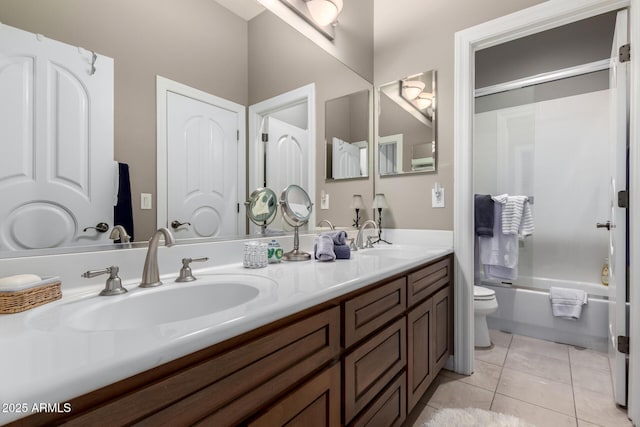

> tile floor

[{"left": 404, "top": 330, "right": 632, "bottom": 427}]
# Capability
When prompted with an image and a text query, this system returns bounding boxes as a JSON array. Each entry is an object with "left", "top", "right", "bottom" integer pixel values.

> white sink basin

[{"left": 28, "top": 274, "right": 270, "bottom": 332}]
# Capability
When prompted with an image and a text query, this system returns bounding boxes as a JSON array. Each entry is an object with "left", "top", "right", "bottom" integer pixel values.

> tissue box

[{"left": 0, "top": 279, "right": 62, "bottom": 314}]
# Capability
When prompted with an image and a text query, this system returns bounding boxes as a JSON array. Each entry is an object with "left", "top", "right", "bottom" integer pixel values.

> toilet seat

[{"left": 474, "top": 286, "right": 496, "bottom": 301}]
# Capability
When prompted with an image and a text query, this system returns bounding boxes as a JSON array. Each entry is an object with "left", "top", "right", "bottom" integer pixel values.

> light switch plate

[
  {"left": 141, "top": 193, "right": 152, "bottom": 210},
  {"left": 432, "top": 188, "right": 445, "bottom": 208}
]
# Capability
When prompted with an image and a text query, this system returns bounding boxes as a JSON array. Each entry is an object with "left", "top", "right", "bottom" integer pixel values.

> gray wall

[
  {"left": 0, "top": 0, "right": 249, "bottom": 241},
  {"left": 373, "top": 0, "right": 545, "bottom": 230},
  {"left": 249, "top": 11, "right": 373, "bottom": 228},
  {"left": 475, "top": 11, "right": 616, "bottom": 88}
]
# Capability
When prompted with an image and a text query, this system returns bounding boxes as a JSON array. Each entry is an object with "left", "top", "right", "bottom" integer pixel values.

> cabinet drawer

[
  {"left": 349, "top": 372, "right": 406, "bottom": 427},
  {"left": 344, "top": 318, "right": 406, "bottom": 424},
  {"left": 65, "top": 307, "right": 340, "bottom": 427},
  {"left": 407, "top": 257, "right": 451, "bottom": 307},
  {"left": 248, "top": 363, "right": 341, "bottom": 427},
  {"left": 344, "top": 277, "right": 406, "bottom": 348}
]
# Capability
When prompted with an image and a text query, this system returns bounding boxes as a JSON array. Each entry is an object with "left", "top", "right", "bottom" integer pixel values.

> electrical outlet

[
  {"left": 141, "top": 193, "right": 152, "bottom": 210},
  {"left": 432, "top": 188, "right": 445, "bottom": 208},
  {"left": 320, "top": 193, "right": 330, "bottom": 210}
]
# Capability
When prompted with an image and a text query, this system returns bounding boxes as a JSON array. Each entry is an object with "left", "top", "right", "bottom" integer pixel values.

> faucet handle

[
  {"left": 82, "top": 266, "right": 128, "bottom": 296},
  {"left": 365, "top": 236, "right": 375, "bottom": 249},
  {"left": 348, "top": 238, "right": 358, "bottom": 252},
  {"left": 175, "top": 257, "right": 209, "bottom": 282}
]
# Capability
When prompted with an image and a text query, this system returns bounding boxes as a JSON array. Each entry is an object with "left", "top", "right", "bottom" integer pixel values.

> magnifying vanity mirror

[
  {"left": 245, "top": 187, "right": 278, "bottom": 234},
  {"left": 325, "top": 89, "right": 370, "bottom": 180},
  {"left": 279, "top": 185, "right": 313, "bottom": 261},
  {"left": 377, "top": 70, "right": 437, "bottom": 176}
]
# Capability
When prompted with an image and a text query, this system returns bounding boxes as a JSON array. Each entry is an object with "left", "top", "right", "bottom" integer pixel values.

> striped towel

[{"left": 492, "top": 195, "right": 534, "bottom": 236}]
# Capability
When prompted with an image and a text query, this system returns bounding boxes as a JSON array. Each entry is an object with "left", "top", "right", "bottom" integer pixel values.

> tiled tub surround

[{"left": 0, "top": 229, "right": 452, "bottom": 425}]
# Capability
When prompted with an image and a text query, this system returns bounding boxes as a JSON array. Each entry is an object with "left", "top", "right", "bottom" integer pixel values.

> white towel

[
  {"left": 549, "top": 287, "right": 588, "bottom": 320},
  {"left": 494, "top": 195, "right": 534, "bottom": 236},
  {"left": 479, "top": 201, "right": 518, "bottom": 280}
]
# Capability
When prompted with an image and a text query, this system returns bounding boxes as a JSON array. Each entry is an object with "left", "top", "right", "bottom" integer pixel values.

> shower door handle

[{"left": 596, "top": 221, "right": 613, "bottom": 230}]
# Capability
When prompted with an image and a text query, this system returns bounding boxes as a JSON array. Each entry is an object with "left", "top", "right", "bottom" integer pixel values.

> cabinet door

[
  {"left": 407, "top": 297, "right": 435, "bottom": 413},
  {"left": 249, "top": 363, "right": 341, "bottom": 427},
  {"left": 349, "top": 372, "right": 406, "bottom": 427},
  {"left": 344, "top": 318, "right": 407, "bottom": 424},
  {"left": 432, "top": 285, "right": 452, "bottom": 372}
]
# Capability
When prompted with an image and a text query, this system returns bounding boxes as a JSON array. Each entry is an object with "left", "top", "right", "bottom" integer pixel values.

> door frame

[
  {"left": 156, "top": 76, "right": 246, "bottom": 236},
  {"left": 454, "top": 2, "right": 638, "bottom": 420},
  {"left": 248, "top": 83, "right": 316, "bottom": 229}
]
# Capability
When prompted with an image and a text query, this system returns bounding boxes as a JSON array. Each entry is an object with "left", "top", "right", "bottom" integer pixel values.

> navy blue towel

[
  {"left": 114, "top": 162, "right": 134, "bottom": 242},
  {"left": 474, "top": 194, "right": 494, "bottom": 237}
]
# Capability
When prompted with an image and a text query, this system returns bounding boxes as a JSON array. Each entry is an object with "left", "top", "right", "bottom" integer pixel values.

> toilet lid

[{"left": 474, "top": 286, "right": 496, "bottom": 300}]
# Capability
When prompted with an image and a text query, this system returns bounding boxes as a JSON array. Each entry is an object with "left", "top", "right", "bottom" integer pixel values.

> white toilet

[{"left": 474, "top": 286, "right": 499, "bottom": 347}]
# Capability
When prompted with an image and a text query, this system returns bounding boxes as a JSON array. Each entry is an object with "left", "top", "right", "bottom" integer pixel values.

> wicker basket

[{"left": 0, "top": 281, "right": 62, "bottom": 314}]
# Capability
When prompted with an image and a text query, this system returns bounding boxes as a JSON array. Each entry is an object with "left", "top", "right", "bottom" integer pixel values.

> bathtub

[{"left": 483, "top": 277, "right": 610, "bottom": 352}]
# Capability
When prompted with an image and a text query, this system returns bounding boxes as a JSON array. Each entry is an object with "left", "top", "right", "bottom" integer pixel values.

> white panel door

[
  {"left": 266, "top": 117, "right": 308, "bottom": 230},
  {"left": 332, "top": 137, "right": 360, "bottom": 179},
  {"left": 0, "top": 24, "right": 114, "bottom": 250},
  {"left": 167, "top": 92, "right": 239, "bottom": 239},
  {"left": 608, "top": 9, "right": 629, "bottom": 407}
]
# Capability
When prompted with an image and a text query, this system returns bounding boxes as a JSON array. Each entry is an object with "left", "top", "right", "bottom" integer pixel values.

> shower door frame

[{"left": 454, "top": 0, "right": 639, "bottom": 422}]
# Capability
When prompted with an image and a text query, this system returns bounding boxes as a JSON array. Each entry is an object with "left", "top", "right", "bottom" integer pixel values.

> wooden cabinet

[
  {"left": 343, "top": 277, "right": 406, "bottom": 348},
  {"left": 349, "top": 372, "right": 406, "bottom": 427},
  {"left": 406, "top": 259, "right": 453, "bottom": 413},
  {"left": 12, "top": 254, "right": 453, "bottom": 427},
  {"left": 343, "top": 318, "right": 406, "bottom": 423},
  {"left": 248, "top": 363, "right": 341, "bottom": 427},
  {"left": 46, "top": 307, "right": 341, "bottom": 427}
]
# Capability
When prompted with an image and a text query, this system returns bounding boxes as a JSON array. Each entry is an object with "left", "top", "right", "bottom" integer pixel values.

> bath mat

[{"left": 425, "top": 407, "right": 535, "bottom": 427}]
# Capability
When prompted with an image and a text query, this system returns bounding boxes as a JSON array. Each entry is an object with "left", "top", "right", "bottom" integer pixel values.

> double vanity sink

[{"left": 0, "top": 229, "right": 453, "bottom": 425}]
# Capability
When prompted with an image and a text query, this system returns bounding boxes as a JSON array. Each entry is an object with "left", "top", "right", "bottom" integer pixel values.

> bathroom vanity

[{"left": 0, "top": 231, "right": 452, "bottom": 426}]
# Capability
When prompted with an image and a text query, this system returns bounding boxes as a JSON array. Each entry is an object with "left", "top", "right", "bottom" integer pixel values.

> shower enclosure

[{"left": 471, "top": 10, "right": 629, "bottom": 406}]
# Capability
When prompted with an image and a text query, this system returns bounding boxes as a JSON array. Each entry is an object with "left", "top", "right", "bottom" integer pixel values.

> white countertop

[{"left": 0, "top": 229, "right": 452, "bottom": 425}]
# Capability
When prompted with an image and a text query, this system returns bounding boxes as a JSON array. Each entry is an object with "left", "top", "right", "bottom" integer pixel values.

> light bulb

[
  {"left": 402, "top": 80, "right": 425, "bottom": 100},
  {"left": 306, "top": 0, "right": 343, "bottom": 26}
]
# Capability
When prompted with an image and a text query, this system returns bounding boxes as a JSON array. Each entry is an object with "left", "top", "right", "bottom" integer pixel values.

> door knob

[
  {"left": 171, "top": 220, "right": 191, "bottom": 229},
  {"left": 83, "top": 222, "right": 109, "bottom": 233},
  {"left": 596, "top": 221, "right": 613, "bottom": 230}
]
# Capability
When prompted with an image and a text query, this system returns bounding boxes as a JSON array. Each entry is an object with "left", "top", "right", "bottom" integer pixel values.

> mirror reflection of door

[
  {"left": 248, "top": 84, "right": 316, "bottom": 233},
  {"left": 0, "top": 24, "right": 115, "bottom": 251},
  {"left": 266, "top": 116, "right": 308, "bottom": 231},
  {"left": 165, "top": 89, "right": 244, "bottom": 239}
]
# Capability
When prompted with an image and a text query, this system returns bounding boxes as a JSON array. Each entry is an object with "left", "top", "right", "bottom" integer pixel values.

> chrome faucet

[
  {"left": 355, "top": 220, "right": 378, "bottom": 249},
  {"left": 139, "top": 228, "right": 175, "bottom": 288},
  {"left": 317, "top": 219, "right": 335, "bottom": 230},
  {"left": 109, "top": 225, "right": 131, "bottom": 243}
]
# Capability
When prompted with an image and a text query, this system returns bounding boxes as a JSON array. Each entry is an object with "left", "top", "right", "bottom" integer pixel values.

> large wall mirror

[
  {"left": 377, "top": 70, "right": 437, "bottom": 176},
  {"left": 325, "top": 89, "right": 371, "bottom": 180},
  {"left": 0, "top": 0, "right": 373, "bottom": 258}
]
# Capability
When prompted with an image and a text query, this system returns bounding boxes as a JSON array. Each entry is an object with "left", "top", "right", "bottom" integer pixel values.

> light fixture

[
  {"left": 306, "top": 0, "right": 343, "bottom": 26},
  {"left": 350, "top": 194, "right": 365, "bottom": 228},
  {"left": 415, "top": 92, "right": 433, "bottom": 110},
  {"left": 402, "top": 80, "right": 425, "bottom": 100},
  {"left": 372, "top": 193, "right": 391, "bottom": 244}
]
